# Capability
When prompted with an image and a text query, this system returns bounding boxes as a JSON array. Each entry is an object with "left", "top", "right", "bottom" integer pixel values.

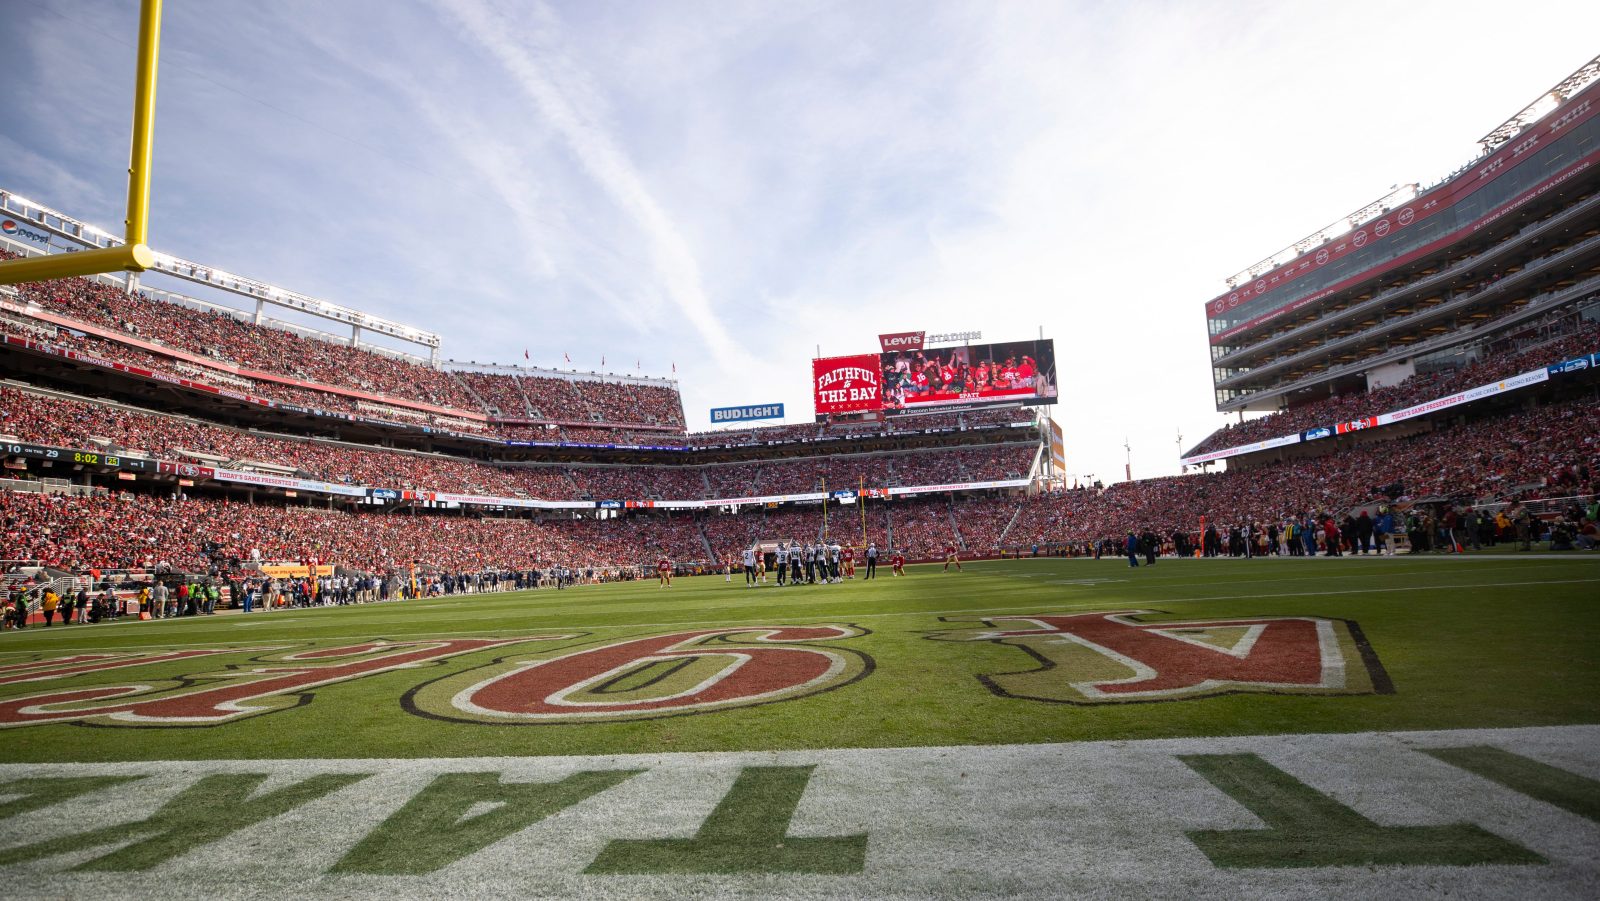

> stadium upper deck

[{"left": 1206, "top": 56, "right": 1600, "bottom": 413}]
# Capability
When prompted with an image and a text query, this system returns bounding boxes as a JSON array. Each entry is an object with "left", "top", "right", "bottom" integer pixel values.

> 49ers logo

[
  {"left": 406, "top": 625, "right": 872, "bottom": 724},
  {"left": 931, "top": 611, "right": 1391, "bottom": 704},
  {"left": 0, "top": 638, "right": 572, "bottom": 728}
]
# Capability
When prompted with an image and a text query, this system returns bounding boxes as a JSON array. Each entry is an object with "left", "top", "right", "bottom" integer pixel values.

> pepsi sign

[{"left": 0, "top": 218, "right": 51, "bottom": 245}]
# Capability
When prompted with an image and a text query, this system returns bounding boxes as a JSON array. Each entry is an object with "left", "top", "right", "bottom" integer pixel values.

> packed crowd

[
  {"left": 1192, "top": 315, "right": 1600, "bottom": 455},
  {"left": 0, "top": 384, "right": 1037, "bottom": 500},
  {"left": 450, "top": 370, "right": 686, "bottom": 429},
  {"left": 4, "top": 389, "right": 1592, "bottom": 577},
  {"left": 3, "top": 262, "right": 688, "bottom": 432},
  {"left": 18, "top": 268, "right": 476, "bottom": 409},
  {"left": 1012, "top": 396, "right": 1598, "bottom": 549},
  {"left": 0, "top": 386, "right": 525, "bottom": 495},
  {"left": 0, "top": 489, "right": 963, "bottom": 575}
]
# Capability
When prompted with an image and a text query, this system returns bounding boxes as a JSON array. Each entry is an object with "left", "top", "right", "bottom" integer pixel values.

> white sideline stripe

[
  {"left": 4, "top": 576, "right": 1596, "bottom": 655},
  {"left": 5, "top": 559, "right": 1586, "bottom": 645},
  {"left": 0, "top": 725, "right": 1595, "bottom": 899},
  {"left": 3, "top": 559, "right": 1588, "bottom": 641}
]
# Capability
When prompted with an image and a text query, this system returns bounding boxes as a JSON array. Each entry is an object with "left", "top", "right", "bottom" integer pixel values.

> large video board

[{"left": 880, "top": 338, "right": 1056, "bottom": 412}]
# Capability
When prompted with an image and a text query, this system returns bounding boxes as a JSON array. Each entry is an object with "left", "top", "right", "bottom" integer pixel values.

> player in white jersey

[
  {"left": 742, "top": 546, "right": 758, "bottom": 587},
  {"left": 828, "top": 542, "right": 843, "bottom": 582},
  {"left": 775, "top": 543, "right": 789, "bottom": 586}
]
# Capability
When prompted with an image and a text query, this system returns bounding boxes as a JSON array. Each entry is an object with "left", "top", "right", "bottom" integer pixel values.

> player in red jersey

[
  {"left": 657, "top": 556, "right": 672, "bottom": 587},
  {"left": 891, "top": 551, "right": 906, "bottom": 576},
  {"left": 842, "top": 545, "right": 856, "bottom": 579},
  {"left": 944, "top": 544, "right": 962, "bottom": 572}
]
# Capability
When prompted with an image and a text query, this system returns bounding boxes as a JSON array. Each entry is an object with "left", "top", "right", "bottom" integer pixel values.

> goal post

[{"left": 0, "top": 0, "right": 163, "bottom": 286}]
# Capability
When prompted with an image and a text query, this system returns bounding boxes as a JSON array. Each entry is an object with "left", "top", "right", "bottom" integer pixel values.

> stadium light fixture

[
  {"left": 0, "top": 0, "right": 163, "bottom": 286},
  {"left": 1479, "top": 54, "right": 1600, "bottom": 151}
]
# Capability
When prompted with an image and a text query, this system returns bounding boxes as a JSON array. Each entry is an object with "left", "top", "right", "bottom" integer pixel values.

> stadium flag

[
  {"left": 602, "top": 355, "right": 606, "bottom": 366},
  {"left": 564, "top": 352, "right": 571, "bottom": 363},
  {"left": 524, "top": 349, "right": 529, "bottom": 359},
  {"left": 672, "top": 361, "right": 676, "bottom": 373}
]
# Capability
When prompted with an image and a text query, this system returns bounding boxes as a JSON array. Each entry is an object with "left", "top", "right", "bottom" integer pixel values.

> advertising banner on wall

[
  {"left": 880, "top": 338, "right": 1057, "bottom": 412},
  {"left": 710, "top": 403, "right": 785, "bottom": 424},
  {"left": 878, "top": 331, "right": 926, "bottom": 352},
  {"left": 813, "top": 354, "right": 884, "bottom": 415}
]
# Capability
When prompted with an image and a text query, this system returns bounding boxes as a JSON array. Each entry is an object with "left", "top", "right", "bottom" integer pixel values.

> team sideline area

[{"left": 0, "top": 556, "right": 1595, "bottom": 897}]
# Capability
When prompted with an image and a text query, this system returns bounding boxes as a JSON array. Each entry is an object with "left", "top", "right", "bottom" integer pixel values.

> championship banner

[
  {"left": 878, "top": 331, "right": 925, "bottom": 352},
  {"left": 813, "top": 354, "right": 884, "bottom": 415},
  {"left": 1049, "top": 419, "right": 1066, "bottom": 471}
]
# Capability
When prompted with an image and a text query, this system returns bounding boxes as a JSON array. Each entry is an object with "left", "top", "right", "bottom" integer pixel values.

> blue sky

[{"left": 2, "top": 0, "right": 1598, "bottom": 482}]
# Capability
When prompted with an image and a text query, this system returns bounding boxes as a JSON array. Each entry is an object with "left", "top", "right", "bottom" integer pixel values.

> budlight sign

[{"left": 710, "top": 403, "right": 785, "bottom": 424}]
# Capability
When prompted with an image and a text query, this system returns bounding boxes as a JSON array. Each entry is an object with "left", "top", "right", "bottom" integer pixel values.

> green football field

[
  {"left": 1, "top": 555, "right": 1595, "bottom": 761},
  {"left": 3, "top": 555, "right": 1599, "bottom": 898}
]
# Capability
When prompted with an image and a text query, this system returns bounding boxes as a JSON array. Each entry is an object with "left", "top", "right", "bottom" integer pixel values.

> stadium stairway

[
  {"left": 696, "top": 521, "right": 716, "bottom": 563},
  {"left": 447, "top": 372, "right": 494, "bottom": 417},
  {"left": 947, "top": 499, "right": 967, "bottom": 552},
  {"left": 996, "top": 501, "right": 1026, "bottom": 546}
]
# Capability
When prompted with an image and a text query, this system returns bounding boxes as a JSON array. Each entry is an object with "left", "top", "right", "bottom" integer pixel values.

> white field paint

[{"left": 0, "top": 725, "right": 1595, "bottom": 899}]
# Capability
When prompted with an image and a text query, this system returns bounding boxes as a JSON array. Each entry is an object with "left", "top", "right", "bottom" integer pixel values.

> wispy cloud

[{"left": 431, "top": 0, "right": 749, "bottom": 371}]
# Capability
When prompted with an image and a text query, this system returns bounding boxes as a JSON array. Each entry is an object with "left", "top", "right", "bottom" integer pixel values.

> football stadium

[{"left": 0, "top": 3, "right": 1597, "bottom": 898}]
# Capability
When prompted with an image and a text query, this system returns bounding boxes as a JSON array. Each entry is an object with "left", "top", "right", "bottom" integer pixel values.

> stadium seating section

[
  {"left": 1191, "top": 317, "right": 1600, "bottom": 456},
  {"left": 1, "top": 263, "right": 1594, "bottom": 582}
]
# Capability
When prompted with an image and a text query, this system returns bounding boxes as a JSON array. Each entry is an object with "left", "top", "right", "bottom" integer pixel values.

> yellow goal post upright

[{"left": 0, "top": 0, "right": 163, "bottom": 286}]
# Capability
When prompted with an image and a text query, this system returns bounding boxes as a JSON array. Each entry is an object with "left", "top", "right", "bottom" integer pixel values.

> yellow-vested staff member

[{"left": 41, "top": 589, "right": 59, "bottom": 627}]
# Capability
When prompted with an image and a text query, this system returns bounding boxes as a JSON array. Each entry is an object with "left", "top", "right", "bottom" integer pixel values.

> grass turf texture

[{"left": 0, "top": 556, "right": 1594, "bottom": 762}]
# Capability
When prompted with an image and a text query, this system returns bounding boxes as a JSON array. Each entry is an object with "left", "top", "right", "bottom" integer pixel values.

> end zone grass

[{"left": 0, "top": 556, "right": 1595, "bottom": 762}]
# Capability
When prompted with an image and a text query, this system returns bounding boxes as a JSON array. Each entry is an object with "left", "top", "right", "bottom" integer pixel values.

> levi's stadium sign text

[
  {"left": 710, "top": 403, "right": 785, "bottom": 424},
  {"left": 879, "top": 331, "right": 926, "bottom": 352},
  {"left": 813, "top": 354, "right": 883, "bottom": 415}
]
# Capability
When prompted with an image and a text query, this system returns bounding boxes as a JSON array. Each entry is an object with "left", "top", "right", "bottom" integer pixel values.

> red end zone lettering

[
  {"left": 0, "top": 650, "right": 249, "bottom": 686},
  {"left": 931, "top": 612, "right": 1390, "bottom": 703},
  {"left": 0, "top": 637, "right": 572, "bottom": 728},
  {"left": 407, "top": 626, "right": 872, "bottom": 724}
]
